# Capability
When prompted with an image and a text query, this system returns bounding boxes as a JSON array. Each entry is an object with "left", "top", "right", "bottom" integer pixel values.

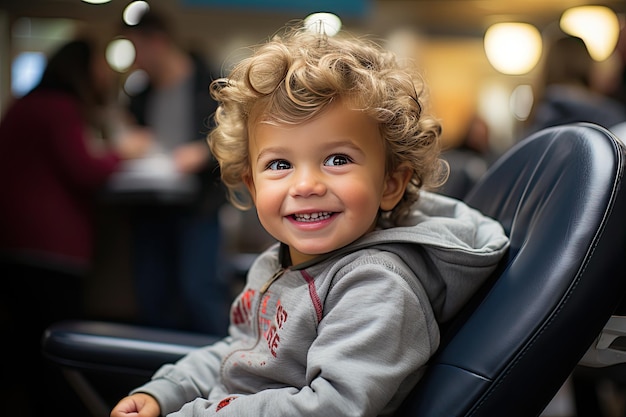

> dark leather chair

[{"left": 42, "top": 122, "right": 626, "bottom": 417}]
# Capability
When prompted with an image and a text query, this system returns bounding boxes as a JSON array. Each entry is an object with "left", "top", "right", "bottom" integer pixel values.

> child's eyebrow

[
  {"left": 254, "top": 146, "right": 290, "bottom": 163},
  {"left": 322, "top": 140, "right": 367, "bottom": 157},
  {"left": 256, "top": 140, "right": 365, "bottom": 159}
]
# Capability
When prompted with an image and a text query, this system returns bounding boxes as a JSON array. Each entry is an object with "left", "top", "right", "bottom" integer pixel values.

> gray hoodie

[{"left": 132, "top": 191, "right": 510, "bottom": 417}]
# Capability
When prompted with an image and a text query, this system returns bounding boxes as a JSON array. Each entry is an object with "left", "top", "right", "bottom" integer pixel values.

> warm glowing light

[
  {"left": 510, "top": 84, "right": 534, "bottom": 121},
  {"left": 123, "top": 1, "right": 150, "bottom": 26},
  {"left": 304, "top": 12, "right": 342, "bottom": 37},
  {"left": 484, "top": 22, "right": 542, "bottom": 75},
  {"left": 560, "top": 6, "right": 619, "bottom": 61},
  {"left": 106, "top": 38, "right": 135, "bottom": 72},
  {"left": 81, "top": 0, "right": 111, "bottom": 3},
  {"left": 124, "top": 69, "right": 149, "bottom": 96}
]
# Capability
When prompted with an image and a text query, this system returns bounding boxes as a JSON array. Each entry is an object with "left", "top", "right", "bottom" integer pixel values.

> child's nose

[{"left": 290, "top": 168, "right": 327, "bottom": 198}]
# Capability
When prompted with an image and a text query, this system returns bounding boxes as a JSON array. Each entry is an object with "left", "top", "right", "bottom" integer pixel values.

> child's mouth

[{"left": 292, "top": 212, "right": 332, "bottom": 222}]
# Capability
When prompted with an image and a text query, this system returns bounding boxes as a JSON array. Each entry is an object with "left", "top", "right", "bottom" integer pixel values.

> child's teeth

[{"left": 294, "top": 212, "right": 331, "bottom": 222}]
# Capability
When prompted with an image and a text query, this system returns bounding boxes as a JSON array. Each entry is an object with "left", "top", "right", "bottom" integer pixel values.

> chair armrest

[
  {"left": 580, "top": 315, "right": 626, "bottom": 367},
  {"left": 42, "top": 320, "right": 219, "bottom": 377}
]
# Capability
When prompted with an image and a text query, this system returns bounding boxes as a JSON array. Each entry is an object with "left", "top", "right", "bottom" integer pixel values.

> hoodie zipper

[{"left": 260, "top": 268, "right": 285, "bottom": 294}]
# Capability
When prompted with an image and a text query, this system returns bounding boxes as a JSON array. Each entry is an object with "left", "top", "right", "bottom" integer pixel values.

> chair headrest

[{"left": 401, "top": 123, "right": 626, "bottom": 417}]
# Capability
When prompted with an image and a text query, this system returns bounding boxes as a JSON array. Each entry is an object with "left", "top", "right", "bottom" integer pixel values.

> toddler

[{"left": 111, "top": 22, "right": 509, "bottom": 417}]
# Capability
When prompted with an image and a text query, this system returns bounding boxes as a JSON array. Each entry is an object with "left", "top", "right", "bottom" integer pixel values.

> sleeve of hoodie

[
  {"left": 128, "top": 336, "right": 235, "bottom": 411},
  {"left": 149, "top": 254, "right": 437, "bottom": 417}
]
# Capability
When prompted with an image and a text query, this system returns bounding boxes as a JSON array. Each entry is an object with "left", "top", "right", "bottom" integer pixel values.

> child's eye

[
  {"left": 324, "top": 154, "right": 352, "bottom": 166},
  {"left": 267, "top": 159, "right": 292, "bottom": 170}
]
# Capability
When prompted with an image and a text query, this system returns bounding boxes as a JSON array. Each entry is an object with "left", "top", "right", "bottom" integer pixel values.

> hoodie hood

[{"left": 295, "top": 191, "right": 510, "bottom": 322}]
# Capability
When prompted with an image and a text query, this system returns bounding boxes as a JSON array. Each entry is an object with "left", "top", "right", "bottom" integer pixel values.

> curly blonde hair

[{"left": 208, "top": 23, "right": 447, "bottom": 225}]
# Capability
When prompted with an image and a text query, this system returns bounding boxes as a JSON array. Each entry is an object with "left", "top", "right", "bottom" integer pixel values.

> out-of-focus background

[
  {"left": 1, "top": 0, "right": 626, "bottom": 149},
  {"left": 2, "top": 2, "right": 626, "bottom": 416},
  {"left": 2, "top": 0, "right": 626, "bottom": 339}
]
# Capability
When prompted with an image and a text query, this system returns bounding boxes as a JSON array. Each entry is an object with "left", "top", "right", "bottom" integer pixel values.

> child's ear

[
  {"left": 242, "top": 172, "right": 256, "bottom": 203},
  {"left": 380, "top": 163, "right": 412, "bottom": 211}
]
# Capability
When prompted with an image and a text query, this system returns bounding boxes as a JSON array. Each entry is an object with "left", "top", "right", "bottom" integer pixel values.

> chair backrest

[
  {"left": 611, "top": 121, "right": 626, "bottom": 144},
  {"left": 397, "top": 122, "right": 626, "bottom": 417}
]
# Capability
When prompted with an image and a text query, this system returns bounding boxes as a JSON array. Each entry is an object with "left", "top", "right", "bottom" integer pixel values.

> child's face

[{"left": 245, "top": 98, "right": 410, "bottom": 265}]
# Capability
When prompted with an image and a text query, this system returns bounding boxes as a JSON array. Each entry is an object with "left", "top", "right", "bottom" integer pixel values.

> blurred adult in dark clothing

[
  {"left": 608, "top": 19, "right": 626, "bottom": 109},
  {"left": 440, "top": 115, "right": 493, "bottom": 200},
  {"left": 0, "top": 37, "right": 152, "bottom": 417},
  {"left": 524, "top": 34, "right": 626, "bottom": 137},
  {"left": 121, "top": 9, "right": 231, "bottom": 336}
]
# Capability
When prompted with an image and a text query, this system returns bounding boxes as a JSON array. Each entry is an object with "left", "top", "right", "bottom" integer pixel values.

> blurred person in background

[
  {"left": 439, "top": 114, "right": 494, "bottom": 200},
  {"left": 608, "top": 17, "right": 626, "bottom": 109},
  {"left": 523, "top": 33, "right": 626, "bottom": 137},
  {"left": 0, "top": 37, "right": 153, "bottom": 416},
  {"left": 120, "top": 9, "right": 231, "bottom": 336},
  {"left": 606, "top": 17, "right": 626, "bottom": 140}
]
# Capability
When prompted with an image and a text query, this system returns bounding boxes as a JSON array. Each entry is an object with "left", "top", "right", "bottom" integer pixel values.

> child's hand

[{"left": 110, "top": 393, "right": 161, "bottom": 417}]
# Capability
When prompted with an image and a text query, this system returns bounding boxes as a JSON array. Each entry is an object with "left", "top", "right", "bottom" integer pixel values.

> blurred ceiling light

[
  {"left": 304, "top": 12, "right": 342, "bottom": 37},
  {"left": 124, "top": 69, "right": 150, "bottom": 96},
  {"left": 81, "top": 0, "right": 111, "bottom": 3},
  {"left": 106, "top": 38, "right": 135, "bottom": 72},
  {"left": 484, "top": 22, "right": 542, "bottom": 75},
  {"left": 123, "top": 1, "right": 150, "bottom": 26},
  {"left": 560, "top": 5, "right": 619, "bottom": 61},
  {"left": 510, "top": 84, "right": 534, "bottom": 121}
]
